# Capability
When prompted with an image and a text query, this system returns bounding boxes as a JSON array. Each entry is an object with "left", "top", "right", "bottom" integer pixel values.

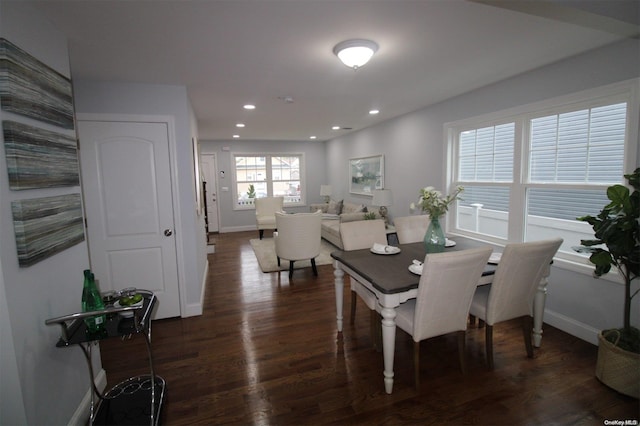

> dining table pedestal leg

[
  {"left": 333, "top": 265, "right": 344, "bottom": 332},
  {"left": 380, "top": 306, "right": 397, "bottom": 394}
]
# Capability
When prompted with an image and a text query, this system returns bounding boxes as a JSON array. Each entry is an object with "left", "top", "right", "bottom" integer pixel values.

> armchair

[
  {"left": 274, "top": 210, "right": 322, "bottom": 279},
  {"left": 255, "top": 196, "right": 284, "bottom": 239}
]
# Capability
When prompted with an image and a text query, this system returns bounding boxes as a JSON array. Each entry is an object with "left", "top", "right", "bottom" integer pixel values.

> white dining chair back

[
  {"left": 469, "top": 237, "right": 563, "bottom": 369},
  {"left": 339, "top": 219, "right": 388, "bottom": 346},
  {"left": 255, "top": 196, "right": 284, "bottom": 239},
  {"left": 274, "top": 210, "right": 322, "bottom": 278},
  {"left": 394, "top": 215, "right": 430, "bottom": 244},
  {"left": 394, "top": 247, "right": 492, "bottom": 388},
  {"left": 339, "top": 219, "right": 387, "bottom": 250}
]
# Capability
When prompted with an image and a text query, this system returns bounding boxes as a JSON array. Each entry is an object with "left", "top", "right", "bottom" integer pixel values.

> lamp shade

[
  {"left": 372, "top": 189, "right": 393, "bottom": 207},
  {"left": 320, "top": 185, "right": 332, "bottom": 197},
  {"left": 333, "top": 39, "right": 378, "bottom": 70}
]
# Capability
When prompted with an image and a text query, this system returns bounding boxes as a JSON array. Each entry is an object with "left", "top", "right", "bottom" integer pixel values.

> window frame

[
  {"left": 445, "top": 79, "right": 639, "bottom": 277},
  {"left": 231, "top": 152, "right": 306, "bottom": 210}
]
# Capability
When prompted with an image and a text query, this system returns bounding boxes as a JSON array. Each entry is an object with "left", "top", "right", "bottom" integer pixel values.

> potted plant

[
  {"left": 247, "top": 184, "right": 256, "bottom": 199},
  {"left": 574, "top": 167, "right": 639, "bottom": 398}
]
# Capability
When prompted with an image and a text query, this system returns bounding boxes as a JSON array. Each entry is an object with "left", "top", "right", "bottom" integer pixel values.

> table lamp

[
  {"left": 320, "top": 185, "right": 332, "bottom": 203},
  {"left": 372, "top": 189, "right": 393, "bottom": 225}
]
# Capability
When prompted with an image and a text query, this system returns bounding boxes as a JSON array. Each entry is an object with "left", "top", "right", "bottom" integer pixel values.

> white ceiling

[{"left": 23, "top": 0, "right": 639, "bottom": 142}]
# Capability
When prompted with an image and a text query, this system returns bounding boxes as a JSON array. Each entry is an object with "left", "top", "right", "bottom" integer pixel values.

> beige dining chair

[
  {"left": 274, "top": 210, "right": 322, "bottom": 279},
  {"left": 468, "top": 238, "right": 563, "bottom": 370},
  {"left": 255, "top": 196, "right": 284, "bottom": 239},
  {"left": 395, "top": 247, "right": 492, "bottom": 389},
  {"left": 394, "top": 215, "right": 430, "bottom": 244},
  {"left": 339, "top": 219, "right": 388, "bottom": 344}
]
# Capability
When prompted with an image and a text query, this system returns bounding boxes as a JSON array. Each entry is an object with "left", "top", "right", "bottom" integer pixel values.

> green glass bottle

[{"left": 81, "top": 269, "right": 106, "bottom": 334}]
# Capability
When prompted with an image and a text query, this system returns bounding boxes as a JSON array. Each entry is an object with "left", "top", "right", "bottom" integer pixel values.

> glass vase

[{"left": 424, "top": 216, "right": 446, "bottom": 253}]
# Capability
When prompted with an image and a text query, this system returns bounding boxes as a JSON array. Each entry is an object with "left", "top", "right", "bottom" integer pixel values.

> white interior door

[
  {"left": 200, "top": 154, "right": 219, "bottom": 233},
  {"left": 77, "top": 119, "right": 181, "bottom": 319}
]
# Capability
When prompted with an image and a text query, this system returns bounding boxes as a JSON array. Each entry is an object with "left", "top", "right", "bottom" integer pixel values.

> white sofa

[{"left": 309, "top": 200, "right": 373, "bottom": 249}]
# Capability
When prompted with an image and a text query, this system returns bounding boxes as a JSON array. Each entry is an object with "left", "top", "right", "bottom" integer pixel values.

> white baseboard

[
  {"left": 220, "top": 225, "right": 256, "bottom": 233},
  {"left": 543, "top": 309, "right": 600, "bottom": 346},
  {"left": 68, "top": 368, "right": 107, "bottom": 426}
]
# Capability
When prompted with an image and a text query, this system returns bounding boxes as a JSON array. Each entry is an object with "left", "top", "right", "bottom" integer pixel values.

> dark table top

[{"left": 331, "top": 241, "right": 496, "bottom": 295}]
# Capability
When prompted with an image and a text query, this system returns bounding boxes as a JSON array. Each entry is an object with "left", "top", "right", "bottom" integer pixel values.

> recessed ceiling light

[
  {"left": 236, "top": 123, "right": 245, "bottom": 128},
  {"left": 243, "top": 104, "right": 256, "bottom": 110},
  {"left": 233, "top": 134, "right": 240, "bottom": 138},
  {"left": 331, "top": 126, "right": 340, "bottom": 130},
  {"left": 309, "top": 136, "right": 317, "bottom": 140},
  {"left": 369, "top": 109, "right": 380, "bottom": 115}
]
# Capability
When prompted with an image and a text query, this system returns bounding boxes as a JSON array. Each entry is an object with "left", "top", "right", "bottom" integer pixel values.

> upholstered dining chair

[
  {"left": 394, "top": 215, "right": 430, "bottom": 244},
  {"left": 274, "top": 210, "right": 322, "bottom": 279},
  {"left": 394, "top": 247, "right": 492, "bottom": 389},
  {"left": 468, "top": 238, "right": 563, "bottom": 370},
  {"left": 339, "top": 219, "right": 388, "bottom": 344},
  {"left": 255, "top": 196, "right": 284, "bottom": 239}
]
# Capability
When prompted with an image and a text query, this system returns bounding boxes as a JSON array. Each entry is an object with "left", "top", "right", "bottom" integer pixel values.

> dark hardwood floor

[{"left": 100, "top": 231, "right": 639, "bottom": 425}]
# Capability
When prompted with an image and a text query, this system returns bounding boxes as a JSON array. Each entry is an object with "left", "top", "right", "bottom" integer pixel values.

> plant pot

[{"left": 595, "top": 330, "right": 640, "bottom": 399}]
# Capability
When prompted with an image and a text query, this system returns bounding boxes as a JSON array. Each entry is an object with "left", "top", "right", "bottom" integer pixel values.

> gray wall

[
  {"left": 72, "top": 80, "right": 208, "bottom": 316},
  {"left": 0, "top": 2, "right": 94, "bottom": 424},
  {"left": 200, "top": 140, "right": 327, "bottom": 232},
  {"left": 325, "top": 38, "right": 640, "bottom": 343}
]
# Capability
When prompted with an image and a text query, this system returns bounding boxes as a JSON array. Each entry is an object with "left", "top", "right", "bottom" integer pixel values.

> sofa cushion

[{"left": 340, "top": 212, "right": 367, "bottom": 223}]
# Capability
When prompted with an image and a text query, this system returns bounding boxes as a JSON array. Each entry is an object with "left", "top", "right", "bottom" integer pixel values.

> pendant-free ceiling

[{"left": 333, "top": 39, "right": 378, "bottom": 70}]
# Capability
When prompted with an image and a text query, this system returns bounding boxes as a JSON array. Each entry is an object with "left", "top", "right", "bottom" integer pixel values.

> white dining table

[{"left": 330, "top": 240, "right": 551, "bottom": 394}]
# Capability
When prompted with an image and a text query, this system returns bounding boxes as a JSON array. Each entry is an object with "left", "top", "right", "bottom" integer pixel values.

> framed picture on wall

[{"left": 349, "top": 155, "right": 384, "bottom": 196}]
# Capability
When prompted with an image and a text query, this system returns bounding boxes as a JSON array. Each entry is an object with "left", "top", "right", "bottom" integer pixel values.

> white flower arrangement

[{"left": 410, "top": 185, "right": 464, "bottom": 218}]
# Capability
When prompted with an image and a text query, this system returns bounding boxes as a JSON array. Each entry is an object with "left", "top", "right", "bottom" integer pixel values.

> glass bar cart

[{"left": 45, "top": 289, "right": 165, "bottom": 425}]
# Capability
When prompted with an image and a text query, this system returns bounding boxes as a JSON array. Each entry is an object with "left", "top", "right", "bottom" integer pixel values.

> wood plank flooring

[{"left": 100, "top": 231, "right": 639, "bottom": 425}]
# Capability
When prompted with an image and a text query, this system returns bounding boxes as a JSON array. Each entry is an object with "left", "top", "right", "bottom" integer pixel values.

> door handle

[{"left": 164, "top": 229, "right": 173, "bottom": 237}]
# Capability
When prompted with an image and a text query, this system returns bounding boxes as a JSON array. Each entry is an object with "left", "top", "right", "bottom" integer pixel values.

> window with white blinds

[{"left": 447, "top": 81, "right": 638, "bottom": 264}]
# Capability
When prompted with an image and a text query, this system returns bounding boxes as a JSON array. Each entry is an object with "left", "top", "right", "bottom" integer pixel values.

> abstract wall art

[
  {"left": 0, "top": 37, "right": 75, "bottom": 129},
  {"left": 349, "top": 155, "right": 384, "bottom": 196},
  {"left": 3, "top": 120, "right": 80, "bottom": 190},
  {"left": 11, "top": 194, "right": 85, "bottom": 267}
]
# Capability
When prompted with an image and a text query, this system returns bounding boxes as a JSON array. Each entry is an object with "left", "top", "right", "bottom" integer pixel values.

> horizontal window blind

[
  {"left": 530, "top": 103, "right": 626, "bottom": 184},
  {"left": 458, "top": 185, "right": 510, "bottom": 212},
  {"left": 459, "top": 123, "right": 514, "bottom": 182},
  {"left": 527, "top": 188, "right": 609, "bottom": 220}
]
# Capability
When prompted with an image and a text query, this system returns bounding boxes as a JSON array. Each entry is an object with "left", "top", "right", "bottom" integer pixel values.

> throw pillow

[
  {"left": 327, "top": 199, "right": 343, "bottom": 215},
  {"left": 341, "top": 202, "right": 366, "bottom": 214}
]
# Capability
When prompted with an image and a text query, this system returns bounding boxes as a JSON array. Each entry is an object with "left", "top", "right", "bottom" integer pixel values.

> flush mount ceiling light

[{"left": 333, "top": 39, "right": 378, "bottom": 70}]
